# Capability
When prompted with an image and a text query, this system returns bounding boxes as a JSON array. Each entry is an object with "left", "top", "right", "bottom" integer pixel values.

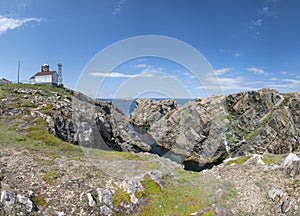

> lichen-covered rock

[
  {"left": 147, "top": 96, "right": 228, "bottom": 165},
  {"left": 97, "top": 188, "right": 114, "bottom": 208},
  {"left": 224, "top": 89, "right": 300, "bottom": 156},
  {"left": 25, "top": 87, "right": 151, "bottom": 153},
  {"left": 17, "top": 194, "right": 38, "bottom": 213},
  {"left": 130, "top": 89, "right": 300, "bottom": 165},
  {"left": 0, "top": 191, "right": 15, "bottom": 211},
  {"left": 130, "top": 98, "right": 177, "bottom": 127}
]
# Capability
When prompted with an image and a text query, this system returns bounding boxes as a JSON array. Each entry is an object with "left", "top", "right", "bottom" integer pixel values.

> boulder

[
  {"left": 0, "top": 191, "right": 15, "bottom": 210},
  {"left": 282, "top": 153, "right": 300, "bottom": 167},
  {"left": 97, "top": 188, "right": 114, "bottom": 208}
]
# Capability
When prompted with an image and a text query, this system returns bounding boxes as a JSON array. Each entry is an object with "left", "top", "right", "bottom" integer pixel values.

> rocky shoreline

[
  {"left": 0, "top": 84, "right": 299, "bottom": 215},
  {"left": 129, "top": 89, "right": 300, "bottom": 166}
]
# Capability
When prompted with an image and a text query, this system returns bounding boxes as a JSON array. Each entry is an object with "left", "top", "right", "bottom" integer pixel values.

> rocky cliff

[
  {"left": 0, "top": 84, "right": 299, "bottom": 215},
  {"left": 12, "top": 87, "right": 151, "bottom": 153},
  {"left": 130, "top": 89, "right": 300, "bottom": 165}
]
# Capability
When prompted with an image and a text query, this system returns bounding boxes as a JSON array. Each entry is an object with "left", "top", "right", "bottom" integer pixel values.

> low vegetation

[
  {"left": 112, "top": 189, "right": 131, "bottom": 207},
  {"left": 224, "top": 156, "right": 250, "bottom": 166}
]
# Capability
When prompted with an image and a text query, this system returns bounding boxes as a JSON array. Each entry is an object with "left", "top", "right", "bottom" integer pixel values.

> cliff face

[
  {"left": 225, "top": 89, "right": 300, "bottom": 156},
  {"left": 130, "top": 89, "right": 300, "bottom": 164},
  {"left": 12, "top": 87, "right": 151, "bottom": 153},
  {"left": 0, "top": 84, "right": 299, "bottom": 215}
]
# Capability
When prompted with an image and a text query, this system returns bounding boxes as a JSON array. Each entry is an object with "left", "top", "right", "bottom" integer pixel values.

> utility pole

[{"left": 17, "top": 61, "right": 20, "bottom": 84}]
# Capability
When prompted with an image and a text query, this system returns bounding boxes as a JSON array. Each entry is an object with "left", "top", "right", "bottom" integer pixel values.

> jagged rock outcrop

[
  {"left": 149, "top": 96, "right": 229, "bottom": 164},
  {"left": 13, "top": 87, "right": 151, "bottom": 152},
  {"left": 129, "top": 98, "right": 177, "bottom": 127},
  {"left": 130, "top": 89, "right": 300, "bottom": 165},
  {"left": 225, "top": 89, "right": 300, "bottom": 156}
]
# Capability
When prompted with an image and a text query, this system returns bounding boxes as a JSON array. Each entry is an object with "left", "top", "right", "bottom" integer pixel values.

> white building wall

[{"left": 35, "top": 75, "right": 52, "bottom": 83}]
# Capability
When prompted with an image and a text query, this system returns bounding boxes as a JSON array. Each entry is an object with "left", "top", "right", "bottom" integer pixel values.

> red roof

[{"left": 30, "top": 71, "right": 56, "bottom": 79}]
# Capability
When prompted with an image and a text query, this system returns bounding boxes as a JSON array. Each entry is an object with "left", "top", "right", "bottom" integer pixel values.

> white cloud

[
  {"left": 233, "top": 51, "right": 241, "bottom": 57},
  {"left": 0, "top": 15, "right": 42, "bottom": 35},
  {"left": 214, "top": 67, "right": 232, "bottom": 76},
  {"left": 133, "top": 63, "right": 165, "bottom": 74},
  {"left": 135, "top": 64, "right": 148, "bottom": 69},
  {"left": 89, "top": 72, "right": 154, "bottom": 78},
  {"left": 267, "top": 79, "right": 300, "bottom": 91},
  {"left": 283, "top": 78, "right": 300, "bottom": 85},
  {"left": 197, "top": 76, "right": 254, "bottom": 91},
  {"left": 250, "top": 19, "right": 263, "bottom": 28},
  {"left": 113, "top": 0, "right": 126, "bottom": 15},
  {"left": 280, "top": 71, "right": 288, "bottom": 75},
  {"left": 247, "top": 67, "right": 268, "bottom": 76},
  {"left": 261, "top": 6, "right": 270, "bottom": 14}
]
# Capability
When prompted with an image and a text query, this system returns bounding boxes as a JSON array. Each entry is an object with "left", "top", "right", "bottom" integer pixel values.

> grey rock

[
  {"left": 97, "top": 188, "right": 114, "bottom": 208},
  {"left": 0, "top": 191, "right": 15, "bottom": 210},
  {"left": 284, "top": 160, "right": 300, "bottom": 177},
  {"left": 281, "top": 197, "right": 294, "bottom": 213},
  {"left": 130, "top": 98, "right": 177, "bottom": 127},
  {"left": 99, "top": 205, "right": 113, "bottom": 216},
  {"left": 118, "top": 179, "right": 144, "bottom": 204},
  {"left": 148, "top": 96, "right": 228, "bottom": 164},
  {"left": 268, "top": 186, "right": 284, "bottom": 201},
  {"left": 129, "top": 89, "right": 300, "bottom": 164},
  {"left": 17, "top": 194, "right": 38, "bottom": 213},
  {"left": 29, "top": 87, "right": 150, "bottom": 153}
]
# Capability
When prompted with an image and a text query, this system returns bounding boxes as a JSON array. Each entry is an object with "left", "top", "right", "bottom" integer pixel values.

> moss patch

[
  {"left": 140, "top": 178, "right": 161, "bottom": 196},
  {"left": 42, "top": 169, "right": 58, "bottom": 185},
  {"left": 225, "top": 156, "right": 250, "bottom": 166},
  {"left": 31, "top": 195, "right": 49, "bottom": 207},
  {"left": 202, "top": 210, "right": 216, "bottom": 216},
  {"left": 112, "top": 189, "right": 131, "bottom": 207}
]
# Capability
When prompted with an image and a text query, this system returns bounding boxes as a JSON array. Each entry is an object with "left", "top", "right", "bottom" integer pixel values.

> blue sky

[{"left": 0, "top": 0, "right": 299, "bottom": 98}]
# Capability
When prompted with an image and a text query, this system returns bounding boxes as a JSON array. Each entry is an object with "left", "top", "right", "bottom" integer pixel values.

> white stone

[
  {"left": 86, "top": 193, "right": 96, "bottom": 207},
  {"left": 282, "top": 153, "right": 299, "bottom": 167}
]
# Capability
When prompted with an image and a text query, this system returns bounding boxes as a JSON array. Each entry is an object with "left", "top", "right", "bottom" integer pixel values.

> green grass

[
  {"left": 139, "top": 169, "right": 239, "bottom": 216},
  {"left": 227, "top": 114, "right": 233, "bottom": 124},
  {"left": 27, "top": 118, "right": 83, "bottom": 155},
  {"left": 202, "top": 210, "right": 216, "bottom": 216},
  {"left": 0, "top": 117, "right": 83, "bottom": 159},
  {"left": 245, "top": 128, "right": 257, "bottom": 141},
  {"left": 42, "top": 169, "right": 58, "bottom": 185},
  {"left": 225, "top": 156, "right": 250, "bottom": 166},
  {"left": 226, "top": 133, "right": 235, "bottom": 142},
  {"left": 38, "top": 104, "right": 54, "bottom": 115},
  {"left": 140, "top": 178, "right": 161, "bottom": 196}
]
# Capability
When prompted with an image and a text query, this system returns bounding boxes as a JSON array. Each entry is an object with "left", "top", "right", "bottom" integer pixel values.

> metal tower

[{"left": 57, "top": 63, "right": 62, "bottom": 86}]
